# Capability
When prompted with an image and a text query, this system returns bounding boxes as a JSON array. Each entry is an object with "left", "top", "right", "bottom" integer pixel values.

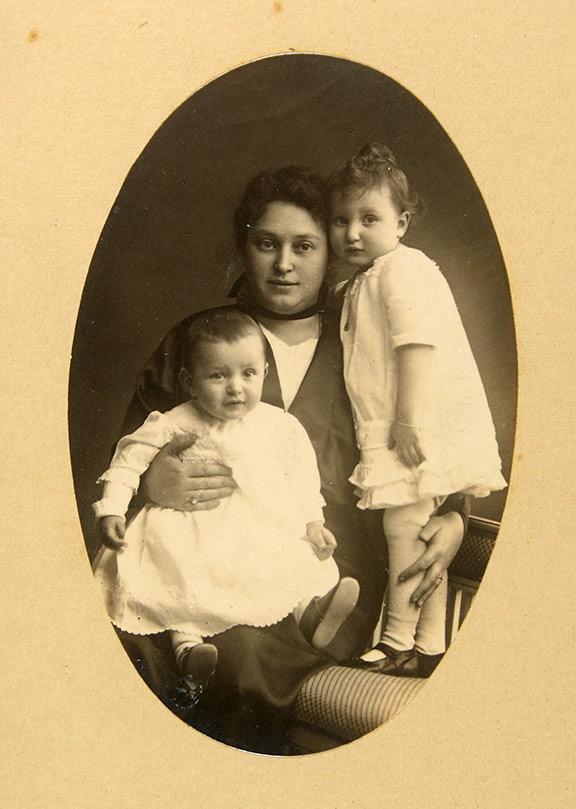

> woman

[{"left": 118, "top": 166, "right": 468, "bottom": 752}]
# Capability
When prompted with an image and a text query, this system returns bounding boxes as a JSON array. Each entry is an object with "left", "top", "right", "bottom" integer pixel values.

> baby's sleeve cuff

[
  {"left": 305, "top": 495, "right": 326, "bottom": 526},
  {"left": 92, "top": 481, "right": 134, "bottom": 519}
]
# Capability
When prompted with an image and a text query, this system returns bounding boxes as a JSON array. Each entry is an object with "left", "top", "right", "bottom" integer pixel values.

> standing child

[
  {"left": 329, "top": 143, "right": 506, "bottom": 677},
  {"left": 93, "top": 309, "right": 359, "bottom": 698}
]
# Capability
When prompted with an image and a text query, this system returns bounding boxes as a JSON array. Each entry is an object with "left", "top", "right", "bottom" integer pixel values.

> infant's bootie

[
  {"left": 179, "top": 643, "right": 218, "bottom": 704},
  {"left": 298, "top": 578, "right": 360, "bottom": 651}
]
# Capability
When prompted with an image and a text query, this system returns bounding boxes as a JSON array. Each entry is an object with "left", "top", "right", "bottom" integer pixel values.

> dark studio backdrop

[{"left": 69, "top": 55, "right": 517, "bottom": 560}]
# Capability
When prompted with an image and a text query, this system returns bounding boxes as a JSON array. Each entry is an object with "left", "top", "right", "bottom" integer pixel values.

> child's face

[
  {"left": 330, "top": 184, "right": 410, "bottom": 271},
  {"left": 184, "top": 334, "right": 268, "bottom": 422}
]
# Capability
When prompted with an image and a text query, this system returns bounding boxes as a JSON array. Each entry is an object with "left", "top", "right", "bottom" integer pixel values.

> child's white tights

[{"left": 381, "top": 498, "right": 448, "bottom": 655}]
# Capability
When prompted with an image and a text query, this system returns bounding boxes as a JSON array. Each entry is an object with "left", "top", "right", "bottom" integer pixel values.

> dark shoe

[
  {"left": 350, "top": 641, "right": 389, "bottom": 670},
  {"left": 352, "top": 643, "right": 421, "bottom": 677},
  {"left": 353, "top": 643, "right": 445, "bottom": 678},
  {"left": 416, "top": 651, "right": 444, "bottom": 678}
]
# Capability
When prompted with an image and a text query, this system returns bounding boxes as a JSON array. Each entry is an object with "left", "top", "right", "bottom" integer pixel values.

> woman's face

[{"left": 244, "top": 201, "right": 329, "bottom": 315}]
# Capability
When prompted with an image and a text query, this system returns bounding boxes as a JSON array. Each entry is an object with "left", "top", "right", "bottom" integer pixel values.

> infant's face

[
  {"left": 188, "top": 334, "right": 268, "bottom": 422},
  {"left": 330, "top": 184, "right": 410, "bottom": 271}
]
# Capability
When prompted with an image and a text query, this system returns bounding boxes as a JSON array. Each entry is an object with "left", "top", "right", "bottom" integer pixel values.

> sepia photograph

[
  {"left": 69, "top": 54, "right": 516, "bottom": 755},
  {"left": 4, "top": 3, "right": 575, "bottom": 806}
]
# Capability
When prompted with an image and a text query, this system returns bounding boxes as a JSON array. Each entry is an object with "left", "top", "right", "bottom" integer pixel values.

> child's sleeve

[
  {"left": 92, "top": 411, "right": 173, "bottom": 519},
  {"left": 282, "top": 414, "right": 326, "bottom": 525},
  {"left": 378, "top": 253, "right": 445, "bottom": 349}
]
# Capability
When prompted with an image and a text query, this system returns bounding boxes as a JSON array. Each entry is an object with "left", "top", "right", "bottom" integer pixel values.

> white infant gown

[
  {"left": 340, "top": 244, "right": 507, "bottom": 509},
  {"left": 93, "top": 401, "right": 339, "bottom": 637}
]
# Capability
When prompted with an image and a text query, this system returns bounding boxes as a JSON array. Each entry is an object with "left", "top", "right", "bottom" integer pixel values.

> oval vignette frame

[{"left": 69, "top": 53, "right": 517, "bottom": 754}]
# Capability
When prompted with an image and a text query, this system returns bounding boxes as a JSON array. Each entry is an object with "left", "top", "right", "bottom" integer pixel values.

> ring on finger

[
  {"left": 185, "top": 495, "right": 199, "bottom": 505},
  {"left": 435, "top": 575, "right": 444, "bottom": 586}
]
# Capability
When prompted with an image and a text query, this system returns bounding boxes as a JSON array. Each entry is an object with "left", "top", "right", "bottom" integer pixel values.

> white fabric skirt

[{"left": 93, "top": 496, "right": 339, "bottom": 637}]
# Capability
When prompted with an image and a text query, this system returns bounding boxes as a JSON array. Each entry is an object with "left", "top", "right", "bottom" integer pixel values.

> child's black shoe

[
  {"left": 352, "top": 642, "right": 419, "bottom": 676},
  {"left": 416, "top": 650, "right": 444, "bottom": 678},
  {"left": 352, "top": 642, "right": 444, "bottom": 678}
]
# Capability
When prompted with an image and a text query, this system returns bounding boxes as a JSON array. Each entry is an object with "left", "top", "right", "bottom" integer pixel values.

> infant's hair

[
  {"left": 183, "top": 308, "right": 267, "bottom": 370},
  {"left": 328, "top": 142, "right": 425, "bottom": 222},
  {"left": 233, "top": 165, "right": 329, "bottom": 250}
]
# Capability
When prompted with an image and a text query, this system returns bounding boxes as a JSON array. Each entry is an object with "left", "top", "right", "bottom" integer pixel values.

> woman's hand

[
  {"left": 398, "top": 511, "right": 465, "bottom": 606},
  {"left": 142, "top": 433, "right": 237, "bottom": 511},
  {"left": 99, "top": 515, "right": 127, "bottom": 552},
  {"left": 306, "top": 522, "right": 337, "bottom": 561},
  {"left": 388, "top": 420, "right": 426, "bottom": 467}
]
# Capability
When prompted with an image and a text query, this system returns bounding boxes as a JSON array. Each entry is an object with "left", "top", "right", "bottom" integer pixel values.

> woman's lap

[{"left": 114, "top": 501, "right": 387, "bottom": 751}]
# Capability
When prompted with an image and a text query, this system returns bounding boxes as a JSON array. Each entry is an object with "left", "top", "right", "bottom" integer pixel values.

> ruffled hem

[
  {"left": 96, "top": 564, "right": 339, "bottom": 638},
  {"left": 350, "top": 461, "right": 507, "bottom": 509},
  {"left": 109, "top": 605, "right": 297, "bottom": 638}
]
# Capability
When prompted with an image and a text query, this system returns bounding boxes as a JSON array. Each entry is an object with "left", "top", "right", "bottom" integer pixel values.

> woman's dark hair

[
  {"left": 233, "top": 166, "right": 330, "bottom": 250},
  {"left": 328, "top": 142, "right": 425, "bottom": 222},
  {"left": 183, "top": 308, "right": 266, "bottom": 371}
]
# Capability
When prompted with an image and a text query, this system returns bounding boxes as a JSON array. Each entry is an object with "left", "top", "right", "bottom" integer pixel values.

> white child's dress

[
  {"left": 93, "top": 401, "right": 339, "bottom": 637},
  {"left": 340, "top": 244, "right": 507, "bottom": 509}
]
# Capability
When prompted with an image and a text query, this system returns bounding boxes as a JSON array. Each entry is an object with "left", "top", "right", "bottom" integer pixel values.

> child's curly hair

[{"left": 328, "top": 142, "right": 425, "bottom": 224}]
